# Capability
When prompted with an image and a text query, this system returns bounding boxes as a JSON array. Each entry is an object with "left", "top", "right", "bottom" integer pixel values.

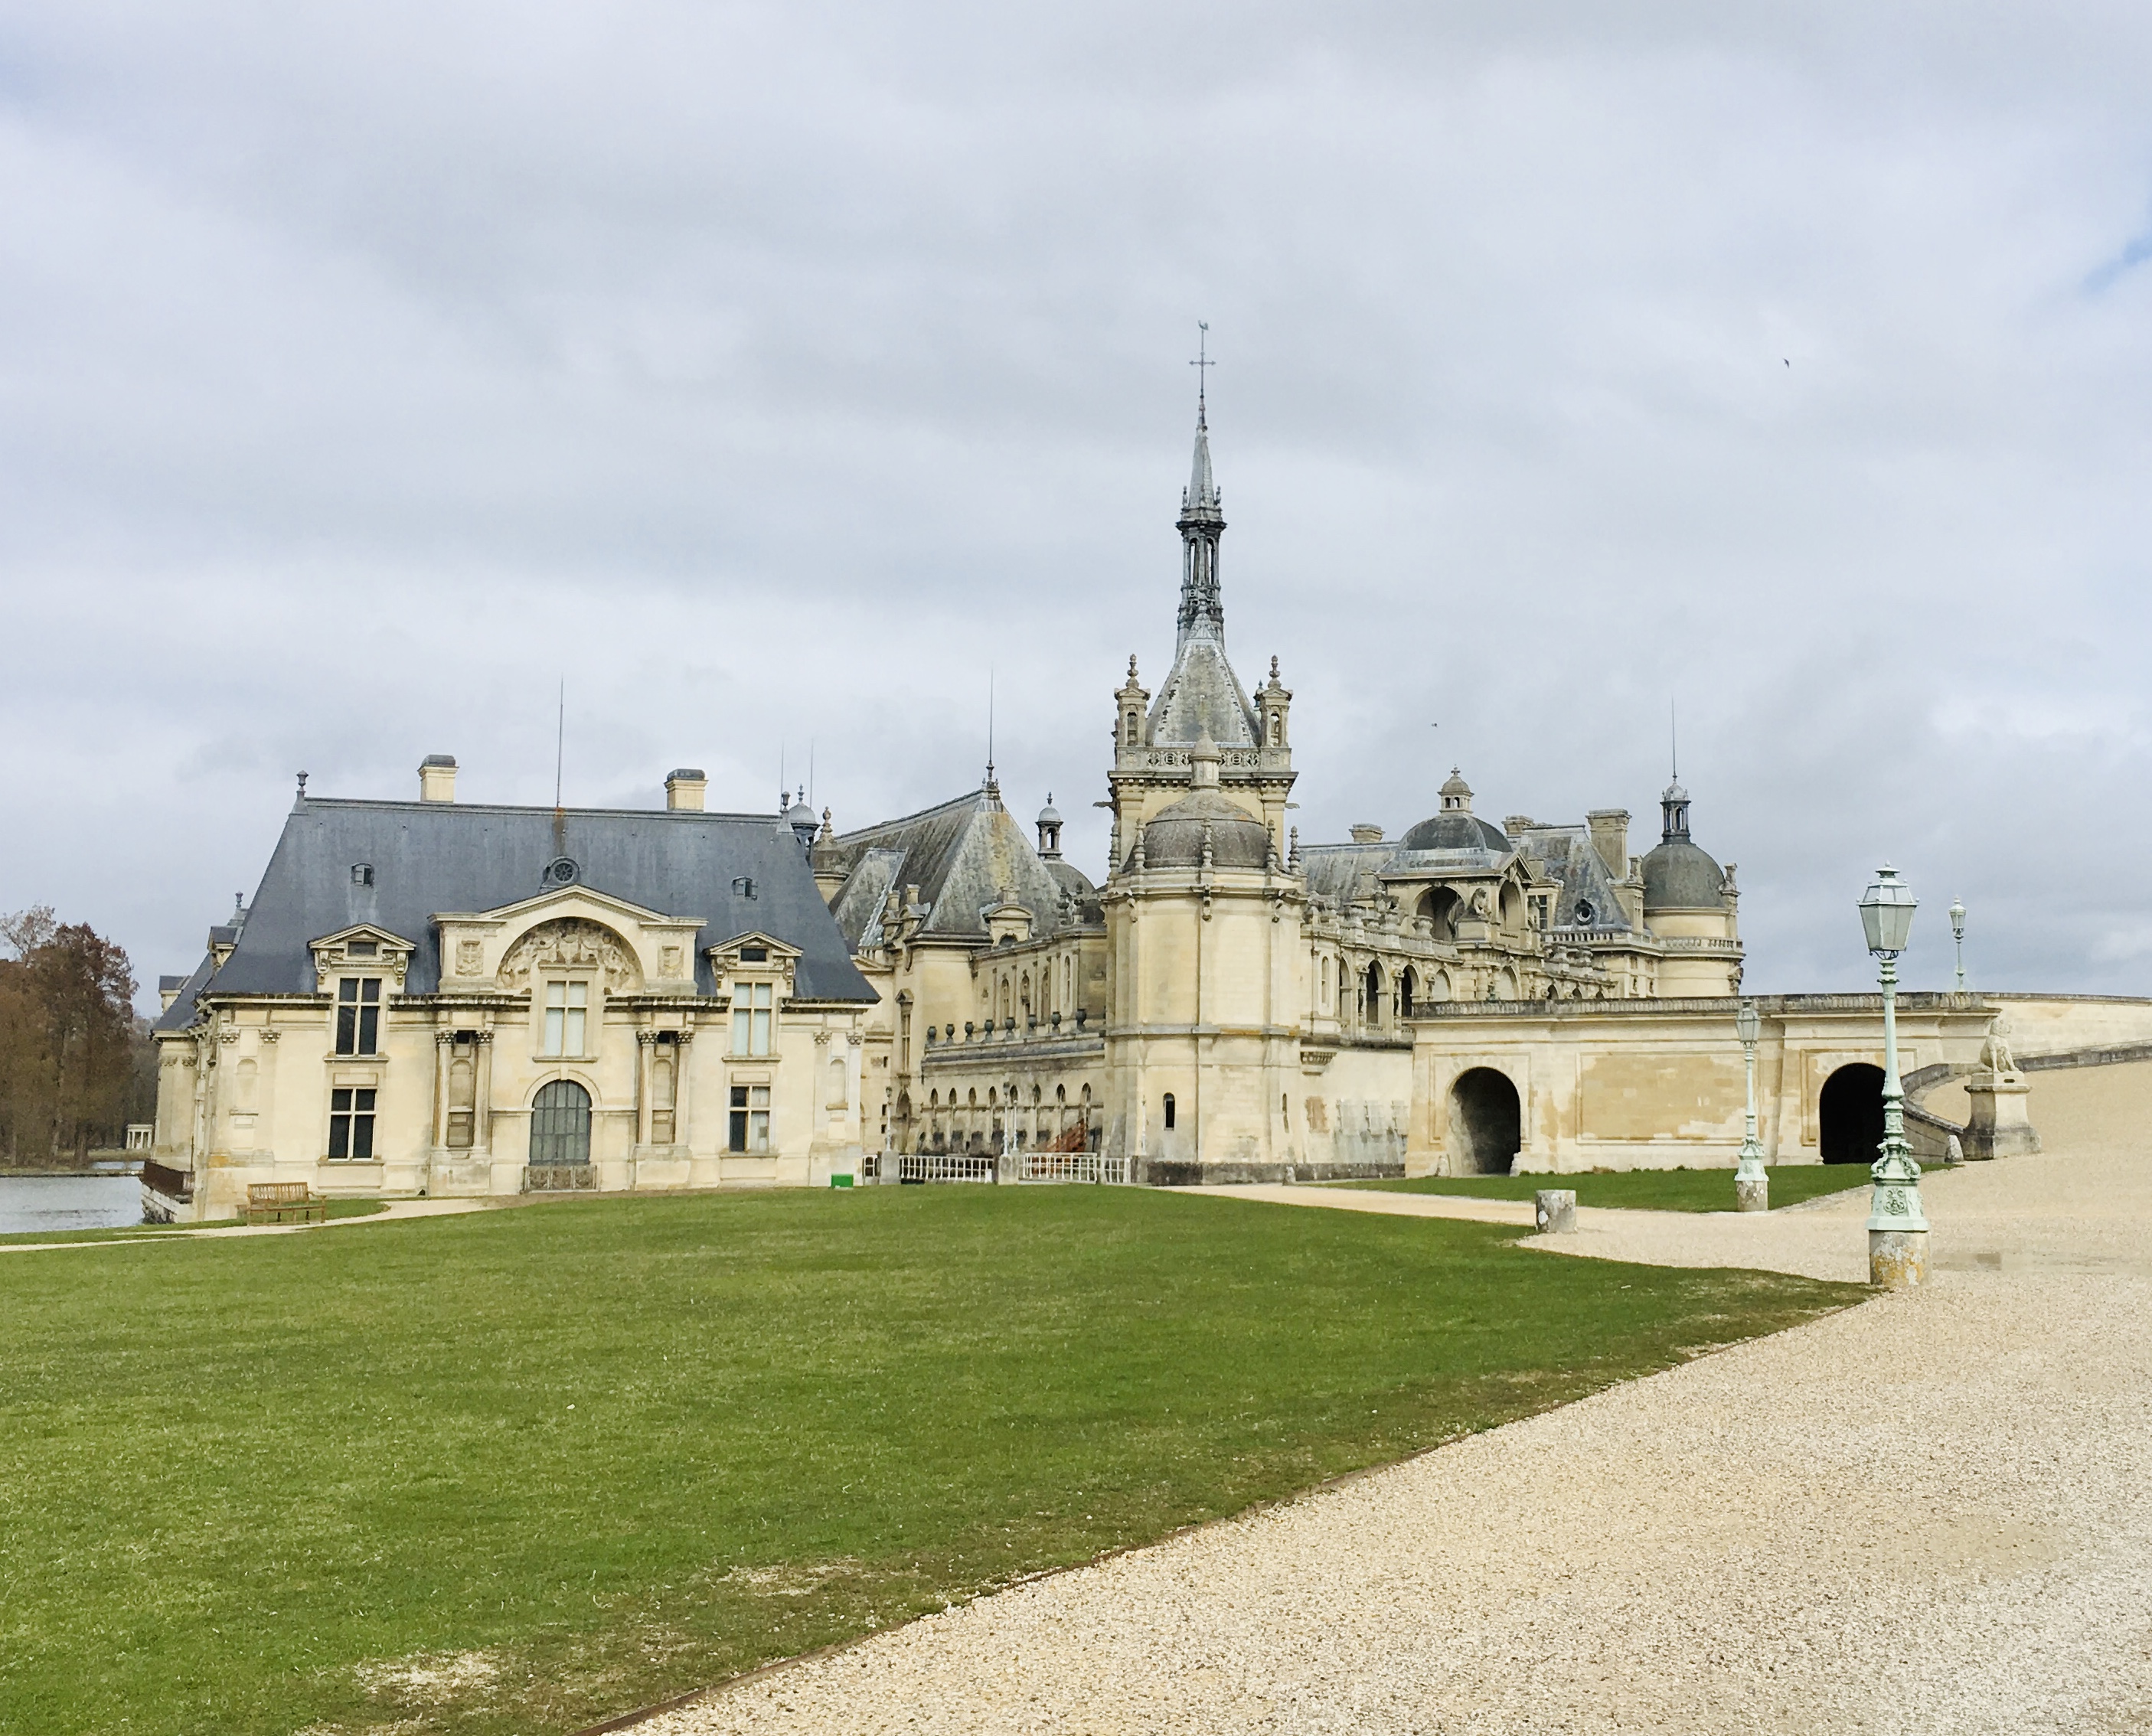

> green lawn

[
  {"left": 0, "top": 1199, "right": 387, "bottom": 1245},
  {"left": 1341, "top": 1166, "right": 1872, "bottom": 1213},
  {"left": 0, "top": 1186, "right": 1860, "bottom": 1735}
]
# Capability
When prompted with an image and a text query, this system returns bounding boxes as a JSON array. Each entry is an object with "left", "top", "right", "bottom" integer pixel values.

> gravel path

[{"left": 641, "top": 1063, "right": 2152, "bottom": 1734}]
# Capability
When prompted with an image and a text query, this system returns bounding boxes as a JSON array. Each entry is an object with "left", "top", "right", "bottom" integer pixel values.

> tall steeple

[{"left": 1176, "top": 332, "right": 1226, "bottom": 652}]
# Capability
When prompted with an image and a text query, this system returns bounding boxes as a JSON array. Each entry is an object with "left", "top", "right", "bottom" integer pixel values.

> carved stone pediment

[{"left": 497, "top": 919, "right": 644, "bottom": 993}]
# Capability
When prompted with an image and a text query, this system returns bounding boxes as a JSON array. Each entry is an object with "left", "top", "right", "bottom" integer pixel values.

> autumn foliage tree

[{"left": 0, "top": 907, "right": 144, "bottom": 1166}]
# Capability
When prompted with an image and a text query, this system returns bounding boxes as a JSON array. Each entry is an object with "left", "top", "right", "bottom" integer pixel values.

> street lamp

[
  {"left": 1949, "top": 896, "right": 1967, "bottom": 992},
  {"left": 1734, "top": 1000, "right": 1768, "bottom": 1212},
  {"left": 1859, "top": 863, "right": 1928, "bottom": 1288}
]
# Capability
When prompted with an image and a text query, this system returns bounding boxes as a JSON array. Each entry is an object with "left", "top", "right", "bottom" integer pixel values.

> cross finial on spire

[{"left": 1190, "top": 321, "right": 1213, "bottom": 421}]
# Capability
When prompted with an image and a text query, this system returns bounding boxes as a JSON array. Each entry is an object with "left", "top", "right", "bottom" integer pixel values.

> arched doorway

[
  {"left": 1820, "top": 1063, "right": 1886, "bottom": 1164},
  {"left": 1451, "top": 1069, "right": 1521, "bottom": 1175},
  {"left": 531, "top": 1080, "right": 592, "bottom": 1166}
]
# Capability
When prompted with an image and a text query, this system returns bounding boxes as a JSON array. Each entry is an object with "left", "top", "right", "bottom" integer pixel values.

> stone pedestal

[
  {"left": 1962, "top": 1073, "right": 2039, "bottom": 1160},
  {"left": 1870, "top": 1228, "right": 1928, "bottom": 1289},
  {"left": 1735, "top": 1174, "right": 1769, "bottom": 1213},
  {"left": 1534, "top": 1189, "right": 1576, "bottom": 1234}
]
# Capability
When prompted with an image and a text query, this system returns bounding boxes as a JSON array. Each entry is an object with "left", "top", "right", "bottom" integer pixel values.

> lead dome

[{"left": 1399, "top": 768, "right": 1508, "bottom": 853}]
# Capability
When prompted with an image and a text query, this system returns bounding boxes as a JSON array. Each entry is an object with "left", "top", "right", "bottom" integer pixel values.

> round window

[
  {"left": 543, "top": 857, "right": 580, "bottom": 887},
  {"left": 1574, "top": 899, "right": 1595, "bottom": 925}
]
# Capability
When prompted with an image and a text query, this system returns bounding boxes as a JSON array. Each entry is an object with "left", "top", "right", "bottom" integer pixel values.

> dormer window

[
  {"left": 732, "top": 877, "right": 758, "bottom": 899},
  {"left": 351, "top": 864, "right": 374, "bottom": 887}
]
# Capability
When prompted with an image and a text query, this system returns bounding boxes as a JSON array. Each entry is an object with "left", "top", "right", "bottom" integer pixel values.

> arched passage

[
  {"left": 1451, "top": 1069, "right": 1521, "bottom": 1175},
  {"left": 1421, "top": 887, "right": 1461, "bottom": 942},
  {"left": 1365, "top": 961, "right": 1386, "bottom": 1030},
  {"left": 1820, "top": 1063, "right": 1886, "bottom": 1163}
]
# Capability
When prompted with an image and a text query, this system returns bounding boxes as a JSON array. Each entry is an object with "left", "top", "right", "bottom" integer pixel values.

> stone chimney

[
  {"left": 1586, "top": 809, "right": 1629, "bottom": 880},
  {"left": 665, "top": 768, "right": 707, "bottom": 811},
  {"left": 1349, "top": 824, "right": 1384, "bottom": 845},
  {"left": 419, "top": 755, "right": 457, "bottom": 801}
]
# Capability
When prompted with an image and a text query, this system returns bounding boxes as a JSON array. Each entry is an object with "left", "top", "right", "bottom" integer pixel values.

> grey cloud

[{"left": 0, "top": 2, "right": 2146, "bottom": 1007}]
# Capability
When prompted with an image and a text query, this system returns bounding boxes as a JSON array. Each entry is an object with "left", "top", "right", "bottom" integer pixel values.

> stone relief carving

[
  {"left": 456, "top": 938, "right": 484, "bottom": 976},
  {"left": 495, "top": 919, "right": 644, "bottom": 993}
]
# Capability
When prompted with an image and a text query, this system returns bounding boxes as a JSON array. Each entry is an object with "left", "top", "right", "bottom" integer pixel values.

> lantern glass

[
  {"left": 1858, "top": 863, "right": 1917, "bottom": 956},
  {"left": 1735, "top": 1000, "right": 1760, "bottom": 1044}
]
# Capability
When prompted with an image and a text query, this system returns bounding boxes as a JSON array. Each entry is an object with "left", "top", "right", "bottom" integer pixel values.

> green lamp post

[
  {"left": 1733, "top": 1000, "right": 1768, "bottom": 1212},
  {"left": 1859, "top": 863, "right": 1928, "bottom": 1287}
]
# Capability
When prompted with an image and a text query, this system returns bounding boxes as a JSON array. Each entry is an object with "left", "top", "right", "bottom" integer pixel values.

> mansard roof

[
  {"left": 829, "top": 785, "right": 1099, "bottom": 951},
  {"left": 157, "top": 794, "right": 874, "bottom": 1028}
]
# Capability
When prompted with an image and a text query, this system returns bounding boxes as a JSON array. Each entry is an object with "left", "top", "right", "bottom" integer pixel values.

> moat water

[{"left": 0, "top": 1174, "right": 143, "bottom": 1235}]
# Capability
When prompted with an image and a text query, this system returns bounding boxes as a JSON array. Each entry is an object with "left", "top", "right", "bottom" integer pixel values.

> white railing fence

[
  {"left": 1017, "top": 1151, "right": 1131, "bottom": 1185},
  {"left": 896, "top": 1154, "right": 998, "bottom": 1183},
  {"left": 893, "top": 1150, "right": 1132, "bottom": 1185}
]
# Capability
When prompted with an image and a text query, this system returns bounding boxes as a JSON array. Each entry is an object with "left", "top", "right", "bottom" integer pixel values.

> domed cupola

[
  {"left": 1399, "top": 768, "right": 1510, "bottom": 853},
  {"left": 1036, "top": 795, "right": 1063, "bottom": 859},
  {"left": 1639, "top": 782, "right": 1730, "bottom": 912},
  {"left": 1129, "top": 733, "right": 1273, "bottom": 870}
]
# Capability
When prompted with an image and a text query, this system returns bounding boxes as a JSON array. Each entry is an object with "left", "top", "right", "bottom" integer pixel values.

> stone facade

[
  {"left": 149, "top": 768, "right": 881, "bottom": 1219},
  {"left": 821, "top": 405, "right": 1759, "bottom": 1183}
]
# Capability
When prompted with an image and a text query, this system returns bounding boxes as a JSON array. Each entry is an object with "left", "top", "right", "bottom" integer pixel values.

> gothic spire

[{"left": 1175, "top": 348, "right": 1226, "bottom": 650}]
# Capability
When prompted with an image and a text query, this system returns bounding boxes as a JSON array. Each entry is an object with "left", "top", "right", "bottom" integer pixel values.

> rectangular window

[
  {"left": 728, "top": 1085, "right": 771, "bottom": 1153},
  {"left": 328, "top": 1087, "right": 377, "bottom": 1160},
  {"left": 543, "top": 981, "right": 588, "bottom": 1056},
  {"left": 730, "top": 981, "right": 772, "bottom": 1056},
  {"left": 335, "top": 978, "right": 382, "bottom": 1054}
]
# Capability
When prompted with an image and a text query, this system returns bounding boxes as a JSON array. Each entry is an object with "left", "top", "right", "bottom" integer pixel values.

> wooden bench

[{"left": 244, "top": 1182, "right": 328, "bottom": 1225}]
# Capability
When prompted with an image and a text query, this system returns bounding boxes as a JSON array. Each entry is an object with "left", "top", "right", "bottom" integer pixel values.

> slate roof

[
  {"left": 1304, "top": 821, "right": 1637, "bottom": 933},
  {"left": 156, "top": 795, "right": 875, "bottom": 1030},
  {"left": 828, "top": 787, "right": 1100, "bottom": 951},
  {"left": 1298, "top": 841, "right": 1393, "bottom": 909},
  {"left": 1510, "top": 825, "right": 1636, "bottom": 930},
  {"left": 1148, "top": 636, "right": 1259, "bottom": 747}
]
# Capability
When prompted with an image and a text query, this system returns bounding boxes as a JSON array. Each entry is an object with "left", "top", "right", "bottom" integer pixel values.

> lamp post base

[
  {"left": 1735, "top": 1175, "right": 1769, "bottom": 1213},
  {"left": 1870, "top": 1229, "right": 1928, "bottom": 1290}
]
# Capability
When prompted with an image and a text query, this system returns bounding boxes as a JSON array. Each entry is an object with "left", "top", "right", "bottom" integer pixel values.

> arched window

[
  {"left": 1365, "top": 961, "right": 1386, "bottom": 1030},
  {"left": 1163, "top": 1092, "right": 1177, "bottom": 1130},
  {"left": 531, "top": 1080, "right": 592, "bottom": 1166}
]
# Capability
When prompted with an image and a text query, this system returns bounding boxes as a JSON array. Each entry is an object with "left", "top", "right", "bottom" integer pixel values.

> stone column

[
  {"left": 673, "top": 1031, "right": 694, "bottom": 1150},
  {"left": 635, "top": 1030, "right": 656, "bottom": 1146},
  {"left": 433, "top": 1030, "right": 453, "bottom": 1150},
  {"left": 474, "top": 1031, "right": 495, "bottom": 1155}
]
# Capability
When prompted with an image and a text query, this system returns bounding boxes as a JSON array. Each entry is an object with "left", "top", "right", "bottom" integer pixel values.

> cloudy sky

[{"left": 2, "top": 2, "right": 2147, "bottom": 1004}]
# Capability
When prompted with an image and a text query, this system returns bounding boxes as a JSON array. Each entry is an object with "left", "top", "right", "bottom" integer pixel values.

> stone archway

[
  {"left": 1451, "top": 1068, "right": 1522, "bottom": 1175},
  {"left": 1421, "top": 887, "right": 1462, "bottom": 942},
  {"left": 1820, "top": 1063, "right": 1886, "bottom": 1164}
]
